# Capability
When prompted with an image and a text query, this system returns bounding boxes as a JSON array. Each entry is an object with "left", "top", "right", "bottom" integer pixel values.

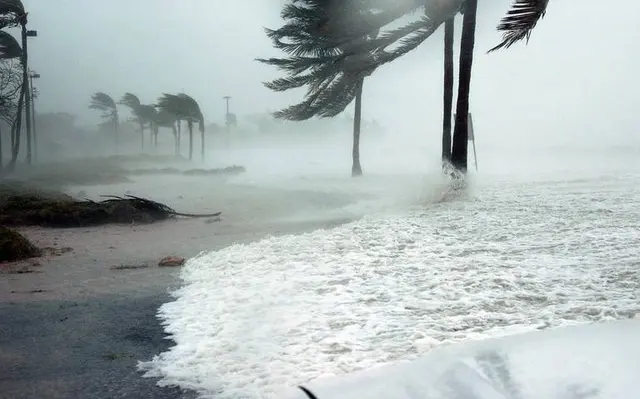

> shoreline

[{"left": 0, "top": 214, "right": 352, "bottom": 398}]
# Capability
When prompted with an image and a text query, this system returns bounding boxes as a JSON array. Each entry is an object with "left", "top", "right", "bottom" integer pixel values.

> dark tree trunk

[
  {"left": 114, "top": 115, "right": 119, "bottom": 153},
  {"left": 442, "top": 18, "right": 454, "bottom": 165},
  {"left": 201, "top": 126, "right": 205, "bottom": 161},
  {"left": 0, "top": 126, "right": 3, "bottom": 170},
  {"left": 5, "top": 81, "right": 26, "bottom": 173},
  {"left": 177, "top": 120, "right": 181, "bottom": 155},
  {"left": 172, "top": 124, "right": 179, "bottom": 156},
  {"left": 21, "top": 23, "right": 32, "bottom": 165},
  {"left": 451, "top": 0, "right": 478, "bottom": 173},
  {"left": 188, "top": 120, "right": 193, "bottom": 160},
  {"left": 352, "top": 78, "right": 364, "bottom": 177}
]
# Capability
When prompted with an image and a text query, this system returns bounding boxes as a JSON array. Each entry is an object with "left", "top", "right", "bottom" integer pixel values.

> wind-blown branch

[{"left": 489, "top": 0, "right": 550, "bottom": 52}]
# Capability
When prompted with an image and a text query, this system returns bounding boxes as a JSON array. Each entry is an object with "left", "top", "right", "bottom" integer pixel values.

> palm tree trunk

[
  {"left": 172, "top": 124, "right": 178, "bottom": 156},
  {"left": 0, "top": 126, "right": 3, "bottom": 171},
  {"left": 21, "top": 23, "right": 33, "bottom": 166},
  {"left": 177, "top": 120, "right": 181, "bottom": 156},
  {"left": 188, "top": 120, "right": 194, "bottom": 161},
  {"left": 114, "top": 115, "right": 119, "bottom": 153},
  {"left": 352, "top": 78, "right": 364, "bottom": 177},
  {"left": 201, "top": 127, "right": 205, "bottom": 161},
  {"left": 442, "top": 17, "right": 454, "bottom": 165},
  {"left": 5, "top": 81, "right": 26, "bottom": 173},
  {"left": 451, "top": 0, "right": 477, "bottom": 173},
  {"left": 139, "top": 122, "right": 145, "bottom": 150}
]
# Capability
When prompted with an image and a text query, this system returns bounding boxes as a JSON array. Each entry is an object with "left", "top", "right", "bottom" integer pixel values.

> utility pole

[
  {"left": 223, "top": 96, "right": 231, "bottom": 155},
  {"left": 29, "top": 71, "right": 40, "bottom": 162},
  {"left": 22, "top": 26, "right": 37, "bottom": 164}
]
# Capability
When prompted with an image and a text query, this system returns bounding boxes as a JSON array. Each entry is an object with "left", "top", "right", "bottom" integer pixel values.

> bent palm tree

[
  {"left": 89, "top": 92, "right": 119, "bottom": 151},
  {"left": 119, "top": 92, "right": 146, "bottom": 149},
  {"left": 0, "top": 30, "right": 23, "bottom": 174},
  {"left": 156, "top": 93, "right": 205, "bottom": 160},
  {"left": 155, "top": 108, "right": 179, "bottom": 155},
  {"left": 138, "top": 104, "right": 158, "bottom": 148}
]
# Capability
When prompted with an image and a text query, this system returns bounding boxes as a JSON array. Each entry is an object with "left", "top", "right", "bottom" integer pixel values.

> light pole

[
  {"left": 29, "top": 71, "right": 40, "bottom": 162},
  {"left": 223, "top": 96, "right": 231, "bottom": 155},
  {"left": 23, "top": 28, "right": 37, "bottom": 164}
]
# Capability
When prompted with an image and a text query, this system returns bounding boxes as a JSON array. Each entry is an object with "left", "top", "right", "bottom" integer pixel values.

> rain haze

[{"left": 1, "top": 1, "right": 639, "bottom": 399}]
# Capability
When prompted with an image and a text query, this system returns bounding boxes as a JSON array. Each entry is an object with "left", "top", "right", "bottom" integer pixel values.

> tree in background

[
  {"left": 155, "top": 93, "right": 205, "bottom": 160},
  {"left": 118, "top": 93, "right": 147, "bottom": 149},
  {"left": 89, "top": 92, "right": 119, "bottom": 151},
  {"left": 155, "top": 108, "right": 179, "bottom": 155},
  {"left": 137, "top": 104, "right": 158, "bottom": 148},
  {"left": 0, "top": 31, "right": 24, "bottom": 174}
]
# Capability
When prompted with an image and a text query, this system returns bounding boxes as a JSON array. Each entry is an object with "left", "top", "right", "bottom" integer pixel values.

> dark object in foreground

[
  {"left": 0, "top": 226, "right": 41, "bottom": 262},
  {"left": 299, "top": 386, "right": 319, "bottom": 399},
  {"left": 0, "top": 187, "right": 222, "bottom": 228}
]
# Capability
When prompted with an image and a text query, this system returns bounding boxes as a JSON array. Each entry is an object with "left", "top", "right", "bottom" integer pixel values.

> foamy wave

[{"left": 139, "top": 173, "right": 640, "bottom": 398}]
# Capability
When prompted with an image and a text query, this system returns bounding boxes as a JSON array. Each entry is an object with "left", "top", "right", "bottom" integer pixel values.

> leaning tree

[
  {"left": 280, "top": 0, "right": 551, "bottom": 173},
  {"left": 89, "top": 92, "right": 119, "bottom": 151},
  {"left": 155, "top": 93, "right": 205, "bottom": 160},
  {"left": 258, "top": 1, "right": 388, "bottom": 177}
]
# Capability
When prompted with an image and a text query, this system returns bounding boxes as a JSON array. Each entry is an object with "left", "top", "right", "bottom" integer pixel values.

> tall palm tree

[
  {"left": 442, "top": 17, "right": 454, "bottom": 166},
  {"left": 89, "top": 92, "right": 119, "bottom": 151},
  {"left": 118, "top": 92, "right": 146, "bottom": 149},
  {"left": 156, "top": 93, "right": 205, "bottom": 160}
]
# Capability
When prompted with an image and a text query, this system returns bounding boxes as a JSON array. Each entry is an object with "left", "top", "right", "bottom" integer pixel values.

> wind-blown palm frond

[
  {"left": 488, "top": 0, "right": 550, "bottom": 52},
  {"left": 138, "top": 104, "right": 157, "bottom": 122},
  {"left": 0, "top": 0, "right": 25, "bottom": 28},
  {"left": 119, "top": 92, "right": 141, "bottom": 109},
  {"left": 155, "top": 108, "right": 177, "bottom": 127},
  {"left": 89, "top": 92, "right": 117, "bottom": 119},
  {"left": 0, "top": 30, "right": 20, "bottom": 59},
  {"left": 260, "top": 0, "right": 452, "bottom": 121},
  {"left": 178, "top": 93, "right": 205, "bottom": 132}
]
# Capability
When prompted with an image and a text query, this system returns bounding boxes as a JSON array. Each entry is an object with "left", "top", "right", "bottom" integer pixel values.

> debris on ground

[
  {"left": 158, "top": 256, "right": 185, "bottom": 267},
  {"left": 0, "top": 183, "right": 221, "bottom": 227}
]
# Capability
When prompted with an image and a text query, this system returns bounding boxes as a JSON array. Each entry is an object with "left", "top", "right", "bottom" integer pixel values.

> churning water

[{"left": 138, "top": 142, "right": 640, "bottom": 399}]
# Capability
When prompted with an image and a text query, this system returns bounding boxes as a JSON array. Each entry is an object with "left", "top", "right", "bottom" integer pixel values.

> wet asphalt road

[{"left": 0, "top": 293, "right": 197, "bottom": 399}]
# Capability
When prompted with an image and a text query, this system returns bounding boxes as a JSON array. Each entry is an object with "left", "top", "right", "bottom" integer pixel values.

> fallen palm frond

[{"left": 0, "top": 184, "right": 222, "bottom": 227}]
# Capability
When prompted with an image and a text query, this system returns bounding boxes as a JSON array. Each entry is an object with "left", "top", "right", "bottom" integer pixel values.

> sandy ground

[{"left": 0, "top": 172, "right": 358, "bottom": 398}]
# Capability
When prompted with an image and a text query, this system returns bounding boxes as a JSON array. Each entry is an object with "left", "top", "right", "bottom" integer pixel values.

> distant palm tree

[
  {"left": 155, "top": 108, "right": 179, "bottom": 155},
  {"left": 89, "top": 92, "right": 119, "bottom": 151},
  {"left": 137, "top": 104, "right": 158, "bottom": 148},
  {"left": 119, "top": 92, "right": 146, "bottom": 149},
  {"left": 156, "top": 93, "right": 205, "bottom": 160}
]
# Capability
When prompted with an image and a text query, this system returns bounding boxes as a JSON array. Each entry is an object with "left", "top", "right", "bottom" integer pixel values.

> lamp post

[
  {"left": 223, "top": 96, "right": 231, "bottom": 155},
  {"left": 29, "top": 71, "right": 40, "bottom": 162},
  {"left": 23, "top": 28, "right": 37, "bottom": 164}
]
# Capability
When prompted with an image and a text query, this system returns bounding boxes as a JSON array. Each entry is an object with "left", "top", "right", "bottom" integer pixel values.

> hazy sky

[{"left": 17, "top": 0, "right": 640, "bottom": 149}]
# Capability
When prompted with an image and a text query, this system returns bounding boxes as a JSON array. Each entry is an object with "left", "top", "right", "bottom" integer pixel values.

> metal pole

[
  {"left": 30, "top": 74, "right": 37, "bottom": 162},
  {"left": 469, "top": 113, "right": 478, "bottom": 171}
]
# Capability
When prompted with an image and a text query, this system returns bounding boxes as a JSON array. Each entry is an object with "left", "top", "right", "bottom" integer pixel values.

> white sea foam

[{"left": 139, "top": 154, "right": 640, "bottom": 398}]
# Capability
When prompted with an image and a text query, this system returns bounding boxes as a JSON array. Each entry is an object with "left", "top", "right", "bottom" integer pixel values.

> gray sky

[{"left": 19, "top": 0, "right": 640, "bottom": 148}]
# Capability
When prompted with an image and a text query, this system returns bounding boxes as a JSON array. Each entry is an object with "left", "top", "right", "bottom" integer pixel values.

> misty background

[{"left": 13, "top": 0, "right": 640, "bottom": 162}]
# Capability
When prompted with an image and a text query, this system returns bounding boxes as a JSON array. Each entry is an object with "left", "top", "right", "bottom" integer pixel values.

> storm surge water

[{"left": 138, "top": 136, "right": 640, "bottom": 399}]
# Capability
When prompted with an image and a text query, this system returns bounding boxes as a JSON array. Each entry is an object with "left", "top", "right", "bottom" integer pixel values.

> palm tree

[
  {"left": 137, "top": 104, "right": 158, "bottom": 148},
  {"left": 119, "top": 92, "right": 146, "bottom": 149},
  {"left": 89, "top": 92, "right": 119, "bottom": 150},
  {"left": 259, "top": 2, "right": 380, "bottom": 177},
  {"left": 286, "top": 0, "right": 551, "bottom": 174},
  {"left": 156, "top": 93, "right": 205, "bottom": 160},
  {"left": 155, "top": 108, "right": 179, "bottom": 155}
]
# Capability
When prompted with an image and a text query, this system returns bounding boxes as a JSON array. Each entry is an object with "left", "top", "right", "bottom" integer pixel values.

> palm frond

[
  {"left": 0, "top": 0, "right": 25, "bottom": 28},
  {"left": 118, "top": 92, "right": 141, "bottom": 109},
  {"left": 138, "top": 104, "right": 157, "bottom": 122},
  {"left": 89, "top": 92, "right": 118, "bottom": 120},
  {"left": 489, "top": 0, "right": 550, "bottom": 52},
  {"left": 0, "top": 30, "right": 21, "bottom": 59}
]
